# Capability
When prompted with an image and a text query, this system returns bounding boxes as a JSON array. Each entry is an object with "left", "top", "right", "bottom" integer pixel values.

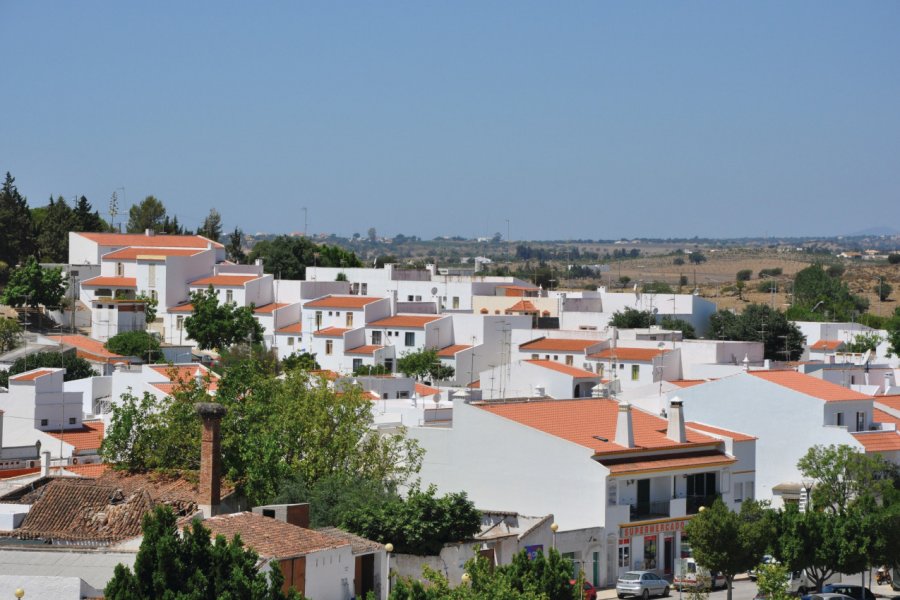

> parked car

[
  {"left": 806, "top": 594, "right": 856, "bottom": 600},
  {"left": 674, "top": 558, "right": 726, "bottom": 591},
  {"left": 818, "top": 584, "right": 877, "bottom": 600},
  {"left": 616, "top": 571, "right": 670, "bottom": 599},
  {"left": 570, "top": 579, "right": 598, "bottom": 600},
  {"left": 749, "top": 555, "right": 778, "bottom": 581}
]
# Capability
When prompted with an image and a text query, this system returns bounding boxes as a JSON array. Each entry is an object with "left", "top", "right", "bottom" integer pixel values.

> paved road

[{"left": 599, "top": 579, "right": 900, "bottom": 600}]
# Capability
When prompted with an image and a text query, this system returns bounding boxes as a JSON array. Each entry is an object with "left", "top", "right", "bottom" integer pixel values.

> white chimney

[
  {"left": 667, "top": 397, "right": 686, "bottom": 443},
  {"left": 742, "top": 354, "right": 750, "bottom": 371},
  {"left": 885, "top": 373, "right": 895, "bottom": 395},
  {"left": 615, "top": 400, "right": 634, "bottom": 448},
  {"left": 145, "top": 228, "right": 155, "bottom": 237},
  {"left": 41, "top": 451, "right": 51, "bottom": 477}
]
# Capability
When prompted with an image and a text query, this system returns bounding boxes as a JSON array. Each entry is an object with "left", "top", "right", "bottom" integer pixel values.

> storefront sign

[
  {"left": 524, "top": 545, "right": 544, "bottom": 560},
  {"left": 619, "top": 519, "right": 687, "bottom": 538}
]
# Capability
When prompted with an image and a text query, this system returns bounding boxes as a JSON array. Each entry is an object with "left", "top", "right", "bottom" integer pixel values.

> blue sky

[{"left": 2, "top": 2, "right": 898, "bottom": 240}]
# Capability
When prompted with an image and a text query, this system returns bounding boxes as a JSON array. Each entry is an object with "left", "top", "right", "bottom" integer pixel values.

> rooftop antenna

[
  {"left": 109, "top": 190, "right": 119, "bottom": 232},
  {"left": 303, "top": 207, "right": 308, "bottom": 237}
]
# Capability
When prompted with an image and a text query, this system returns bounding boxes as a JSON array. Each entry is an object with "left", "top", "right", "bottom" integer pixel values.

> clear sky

[{"left": 2, "top": 2, "right": 899, "bottom": 240}]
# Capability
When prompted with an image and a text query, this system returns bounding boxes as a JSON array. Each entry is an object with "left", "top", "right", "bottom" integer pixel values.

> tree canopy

[
  {"left": 0, "top": 257, "right": 67, "bottom": 308},
  {"left": 247, "top": 235, "right": 361, "bottom": 280},
  {"left": 36, "top": 196, "right": 77, "bottom": 262},
  {"left": 397, "top": 348, "right": 455, "bottom": 381},
  {"left": 0, "top": 318, "right": 24, "bottom": 353},
  {"left": 660, "top": 317, "right": 697, "bottom": 339},
  {"left": 197, "top": 208, "right": 223, "bottom": 242},
  {"left": 0, "top": 172, "right": 36, "bottom": 271},
  {"left": 105, "top": 330, "right": 163, "bottom": 362},
  {"left": 183, "top": 287, "right": 265, "bottom": 351},
  {"left": 708, "top": 304, "right": 805, "bottom": 360},
  {"left": 105, "top": 506, "right": 301, "bottom": 600},
  {"left": 127, "top": 196, "right": 168, "bottom": 233},
  {"left": 0, "top": 351, "right": 96, "bottom": 388},
  {"left": 609, "top": 308, "right": 655, "bottom": 329},
  {"left": 786, "top": 264, "right": 869, "bottom": 322},
  {"left": 226, "top": 227, "right": 246, "bottom": 263}
]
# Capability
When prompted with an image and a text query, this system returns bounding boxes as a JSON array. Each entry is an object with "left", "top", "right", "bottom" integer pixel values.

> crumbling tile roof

[
  {"left": 316, "top": 526, "right": 383, "bottom": 555},
  {"left": 200, "top": 512, "right": 350, "bottom": 559}
]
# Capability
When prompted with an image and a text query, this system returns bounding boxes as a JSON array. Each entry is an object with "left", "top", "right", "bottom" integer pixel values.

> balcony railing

[
  {"left": 686, "top": 494, "right": 719, "bottom": 514},
  {"left": 631, "top": 500, "right": 670, "bottom": 520}
]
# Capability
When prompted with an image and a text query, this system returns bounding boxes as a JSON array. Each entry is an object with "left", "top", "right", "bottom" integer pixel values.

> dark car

[
  {"left": 570, "top": 579, "right": 598, "bottom": 600},
  {"left": 819, "top": 585, "right": 877, "bottom": 600}
]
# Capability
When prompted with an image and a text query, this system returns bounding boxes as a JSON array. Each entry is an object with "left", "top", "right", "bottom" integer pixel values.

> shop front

[{"left": 616, "top": 517, "right": 690, "bottom": 578}]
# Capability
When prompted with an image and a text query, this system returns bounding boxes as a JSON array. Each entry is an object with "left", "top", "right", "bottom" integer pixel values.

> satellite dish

[{"left": 431, "top": 287, "right": 438, "bottom": 295}]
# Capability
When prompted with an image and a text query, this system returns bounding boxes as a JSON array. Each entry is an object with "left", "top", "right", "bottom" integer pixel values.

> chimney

[
  {"left": 742, "top": 354, "right": 750, "bottom": 371},
  {"left": 41, "top": 451, "right": 51, "bottom": 477},
  {"left": 145, "top": 228, "right": 155, "bottom": 237},
  {"left": 667, "top": 397, "right": 686, "bottom": 443},
  {"left": 615, "top": 400, "right": 634, "bottom": 448},
  {"left": 197, "top": 402, "right": 227, "bottom": 517},
  {"left": 252, "top": 503, "right": 311, "bottom": 529},
  {"left": 885, "top": 373, "right": 895, "bottom": 395}
]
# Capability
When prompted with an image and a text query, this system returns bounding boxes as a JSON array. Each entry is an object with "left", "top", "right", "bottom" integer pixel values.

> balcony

[
  {"left": 630, "top": 500, "right": 670, "bottom": 520},
  {"left": 686, "top": 494, "right": 719, "bottom": 515}
]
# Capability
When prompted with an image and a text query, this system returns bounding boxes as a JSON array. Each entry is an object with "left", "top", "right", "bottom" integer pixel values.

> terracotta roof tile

[
  {"left": 304, "top": 295, "right": 384, "bottom": 309},
  {"left": 810, "top": 339, "right": 845, "bottom": 351},
  {"left": 201, "top": 512, "right": 350, "bottom": 559},
  {"left": 507, "top": 300, "right": 538, "bottom": 312},
  {"left": 873, "top": 408, "right": 900, "bottom": 427},
  {"left": 149, "top": 364, "right": 220, "bottom": 392},
  {"left": 47, "top": 335, "right": 124, "bottom": 363},
  {"left": 524, "top": 359, "right": 598, "bottom": 378},
  {"left": 316, "top": 527, "right": 383, "bottom": 555},
  {"left": 276, "top": 322, "right": 302, "bottom": 334},
  {"left": 47, "top": 421, "right": 105, "bottom": 452},
  {"left": 9, "top": 369, "right": 55, "bottom": 382},
  {"left": 102, "top": 247, "right": 205, "bottom": 260},
  {"left": 670, "top": 379, "right": 709, "bottom": 388},
  {"left": 76, "top": 232, "right": 223, "bottom": 249},
  {"left": 190, "top": 274, "right": 260, "bottom": 287},
  {"left": 253, "top": 302, "right": 290, "bottom": 314},
  {"left": 685, "top": 421, "right": 756, "bottom": 442},
  {"left": 168, "top": 303, "right": 194, "bottom": 313},
  {"left": 309, "top": 370, "right": 340, "bottom": 380},
  {"left": 437, "top": 344, "right": 472, "bottom": 357},
  {"left": 589, "top": 348, "right": 668, "bottom": 361},
  {"left": 368, "top": 315, "right": 442, "bottom": 328},
  {"left": 313, "top": 327, "right": 349, "bottom": 337},
  {"left": 750, "top": 370, "right": 872, "bottom": 402},
  {"left": 346, "top": 345, "right": 383, "bottom": 355},
  {"left": 63, "top": 463, "right": 111, "bottom": 478},
  {"left": 416, "top": 383, "right": 440, "bottom": 397},
  {"left": 520, "top": 338, "right": 598, "bottom": 352},
  {"left": 852, "top": 431, "right": 900, "bottom": 452},
  {"left": 0, "top": 467, "right": 41, "bottom": 480},
  {"left": 602, "top": 451, "right": 736, "bottom": 475},
  {"left": 478, "top": 398, "right": 719, "bottom": 455},
  {"left": 81, "top": 276, "right": 137, "bottom": 288},
  {"left": 875, "top": 395, "right": 900, "bottom": 413}
]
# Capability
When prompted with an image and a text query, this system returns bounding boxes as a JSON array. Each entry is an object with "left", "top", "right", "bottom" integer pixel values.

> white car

[{"left": 617, "top": 571, "right": 670, "bottom": 600}]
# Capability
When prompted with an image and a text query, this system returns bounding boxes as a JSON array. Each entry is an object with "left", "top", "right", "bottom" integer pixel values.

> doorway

[
  {"left": 664, "top": 537, "right": 674, "bottom": 575},
  {"left": 637, "top": 479, "right": 650, "bottom": 515}
]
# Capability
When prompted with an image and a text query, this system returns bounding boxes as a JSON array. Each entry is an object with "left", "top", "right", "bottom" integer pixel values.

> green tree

[
  {"left": 105, "top": 506, "right": 302, "bottom": 600},
  {"left": 888, "top": 254, "right": 900, "bottom": 265},
  {"left": 0, "top": 351, "right": 96, "bottom": 388},
  {"left": 197, "top": 208, "right": 223, "bottom": 242},
  {"left": 183, "top": 287, "right": 264, "bottom": 350},
  {"left": 755, "top": 563, "right": 791, "bottom": 600},
  {"left": 874, "top": 281, "right": 892, "bottom": 302},
  {"left": 247, "top": 235, "right": 362, "bottom": 280},
  {"left": 689, "top": 253, "right": 707, "bottom": 264},
  {"left": 135, "top": 292, "right": 158, "bottom": 324},
  {"left": 1, "top": 257, "right": 67, "bottom": 308},
  {"left": 0, "top": 318, "right": 24, "bottom": 353},
  {"left": 844, "top": 333, "right": 882, "bottom": 354},
  {"left": 397, "top": 348, "right": 455, "bottom": 381},
  {"left": 72, "top": 195, "right": 108, "bottom": 232},
  {"left": 274, "top": 472, "right": 397, "bottom": 528},
  {"left": 126, "top": 196, "right": 167, "bottom": 233},
  {"left": 708, "top": 304, "right": 805, "bottom": 360},
  {"left": 36, "top": 196, "right": 76, "bottom": 262},
  {"left": 660, "top": 317, "right": 697, "bottom": 339},
  {"left": 684, "top": 499, "right": 775, "bottom": 600},
  {"left": 609, "top": 308, "right": 655, "bottom": 329},
  {"left": 105, "top": 330, "right": 163, "bottom": 362},
  {"left": 776, "top": 504, "right": 850, "bottom": 592},
  {"left": 887, "top": 307, "right": 900, "bottom": 358},
  {"left": 0, "top": 172, "right": 36, "bottom": 269},
  {"left": 354, "top": 364, "right": 392, "bottom": 376},
  {"left": 788, "top": 264, "right": 868, "bottom": 322},
  {"left": 343, "top": 484, "right": 481, "bottom": 556},
  {"left": 226, "top": 227, "right": 247, "bottom": 263},
  {"left": 281, "top": 351, "right": 320, "bottom": 372},
  {"left": 642, "top": 281, "right": 673, "bottom": 294},
  {"left": 796, "top": 444, "right": 898, "bottom": 515},
  {"left": 736, "top": 269, "right": 753, "bottom": 282}
]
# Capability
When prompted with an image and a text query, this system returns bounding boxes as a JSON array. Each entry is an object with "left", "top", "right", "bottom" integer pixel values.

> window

[
  {"left": 40, "top": 419, "right": 48, "bottom": 427},
  {"left": 619, "top": 363, "right": 624, "bottom": 370},
  {"left": 68, "top": 417, "right": 77, "bottom": 425},
  {"left": 405, "top": 332, "right": 415, "bottom": 346},
  {"left": 836, "top": 412, "right": 845, "bottom": 427},
  {"left": 346, "top": 312, "right": 353, "bottom": 327},
  {"left": 116, "top": 262, "right": 124, "bottom": 277},
  {"left": 607, "top": 480, "right": 618, "bottom": 506},
  {"left": 361, "top": 283, "right": 367, "bottom": 295},
  {"left": 856, "top": 412, "right": 866, "bottom": 431},
  {"left": 618, "top": 543, "right": 630, "bottom": 569},
  {"left": 352, "top": 358, "right": 363, "bottom": 371},
  {"left": 553, "top": 355, "right": 559, "bottom": 361},
  {"left": 176, "top": 316, "right": 184, "bottom": 330},
  {"left": 96, "top": 288, "right": 112, "bottom": 297},
  {"left": 325, "top": 340, "right": 333, "bottom": 355},
  {"left": 372, "top": 331, "right": 382, "bottom": 345},
  {"left": 315, "top": 311, "right": 323, "bottom": 328},
  {"left": 287, "top": 337, "right": 294, "bottom": 346},
  {"left": 408, "top": 295, "right": 414, "bottom": 302},
  {"left": 631, "top": 365, "right": 640, "bottom": 380},
  {"left": 148, "top": 263, "right": 156, "bottom": 288},
  {"left": 686, "top": 472, "right": 717, "bottom": 497},
  {"left": 745, "top": 481, "right": 754, "bottom": 500},
  {"left": 565, "top": 355, "right": 574, "bottom": 366},
  {"left": 415, "top": 295, "right": 422, "bottom": 302},
  {"left": 225, "top": 289, "right": 233, "bottom": 304},
  {"left": 598, "top": 364, "right": 605, "bottom": 378},
  {"left": 734, "top": 481, "right": 743, "bottom": 502},
  {"left": 150, "top": 289, "right": 157, "bottom": 301},
  {"left": 452, "top": 296, "right": 460, "bottom": 309},
  {"left": 532, "top": 354, "right": 539, "bottom": 360}
]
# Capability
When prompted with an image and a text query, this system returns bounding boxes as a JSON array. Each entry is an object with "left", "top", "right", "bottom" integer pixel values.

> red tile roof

[
  {"left": 190, "top": 274, "right": 260, "bottom": 287},
  {"left": 309, "top": 370, "right": 339, "bottom": 380},
  {"left": 851, "top": 431, "right": 900, "bottom": 453},
  {"left": 416, "top": 383, "right": 440, "bottom": 397},
  {"left": 346, "top": 345, "right": 383, "bottom": 355},
  {"left": 437, "top": 344, "right": 472, "bottom": 357},
  {"left": 670, "top": 379, "right": 709, "bottom": 388},
  {"left": 168, "top": 303, "right": 194, "bottom": 313},
  {"left": 64, "top": 463, "right": 111, "bottom": 478},
  {"left": 810, "top": 339, "right": 845, "bottom": 351},
  {"left": 875, "top": 395, "right": 900, "bottom": 413},
  {"left": 77, "top": 232, "right": 223, "bottom": 249},
  {"left": 47, "top": 421, "right": 105, "bottom": 452},
  {"left": 603, "top": 451, "right": 736, "bottom": 475},
  {"left": 507, "top": 300, "right": 539, "bottom": 312},
  {"left": 313, "top": 326, "right": 349, "bottom": 337},
  {"left": 524, "top": 359, "right": 599, "bottom": 378},
  {"left": 686, "top": 421, "right": 757, "bottom": 442},
  {"left": 589, "top": 348, "right": 668, "bottom": 361},
  {"left": 149, "top": 364, "right": 220, "bottom": 392},
  {"left": 276, "top": 322, "right": 302, "bottom": 334},
  {"left": 253, "top": 302, "right": 290, "bottom": 314},
  {"left": 102, "top": 247, "right": 205, "bottom": 260},
  {"left": 0, "top": 467, "right": 41, "bottom": 480},
  {"left": 520, "top": 337, "right": 598, "bottom": 352},
  {"left": 81, "top": 276, "right": 137, "bottom": 288},
  {"left": 873, "top": 408, "right": 900, "bottom": 427},
  {"left": 478, "top": 398, "right": 719, "bottom": 455},
  {"left": 10, "top": 369, "right": 55, "bottom": 382},
  {"left": 750, "top": 370, "right": 872, "bottom": 402},
  {"left": 201, "top": 512, "right": 350, "bottom": 559},
  {"left": 368, "top": 315, "right": 442, "bottom": 328},
  {"left": 47, "top": 335, "right": 124, "bottom": 363},
  {"left": 304, "top": 295, "right": 384, "bottom": 309}
]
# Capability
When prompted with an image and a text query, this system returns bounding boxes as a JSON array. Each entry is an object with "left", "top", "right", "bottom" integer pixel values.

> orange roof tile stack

[{"left": 750, "top": 370, "right": 871, "bottom": 402}]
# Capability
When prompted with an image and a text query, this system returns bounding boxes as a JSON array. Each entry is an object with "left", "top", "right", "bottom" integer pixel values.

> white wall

[{"left": 303, "top": 546, "right": 355, "bottom": 600}]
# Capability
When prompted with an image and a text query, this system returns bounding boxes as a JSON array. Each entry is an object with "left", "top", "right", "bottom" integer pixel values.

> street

[{"left": 599, "top": 578, "right": 900, "bottom": 600}]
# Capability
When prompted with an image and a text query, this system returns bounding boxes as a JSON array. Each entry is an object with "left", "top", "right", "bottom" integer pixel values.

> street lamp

[
  {"left": 551, "top": 522, "right": 559, "bottom": 550},
  {"left": 385, "top": 543, "right": 394, "bottom": 595},
  {"left": 15, "top": 589, "right": 24, "bottom": 599},
  {"left": 461, "top": 572, "right": 471, "bottom": 585}
]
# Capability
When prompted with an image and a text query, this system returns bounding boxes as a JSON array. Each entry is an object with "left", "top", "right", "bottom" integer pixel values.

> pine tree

[
  {"left": 72, "top": 195, "right": 107, "bottom": 232},
  {"left": 0, "top": 172, "right": 36, "bottom": 267},
  {"left": 37, "top": 196, "right": 76, "bottom": 262},
  {"left": 226, "top": 227, "right": 246, "bottom": 263},
  {"left": 197, "top": 208, "right": 223, "bottom": 242}
]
